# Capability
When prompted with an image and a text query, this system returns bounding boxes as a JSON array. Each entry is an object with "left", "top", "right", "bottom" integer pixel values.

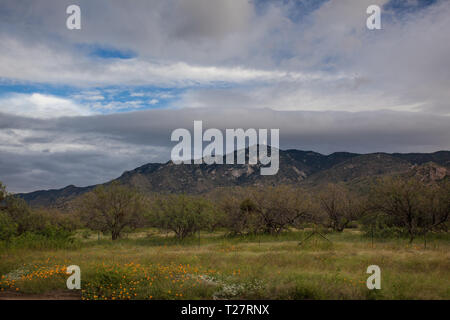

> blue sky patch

[
  {"left": 76, "top": 44, "right": 137, "bottom": 59},
  {"left": 0, "top": 80, "right": 183, "bottom": 114}
]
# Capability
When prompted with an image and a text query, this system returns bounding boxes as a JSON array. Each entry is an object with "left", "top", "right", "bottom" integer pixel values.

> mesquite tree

[
  {"left": 149, "top": 194, "right": 215, "bottom": 240},
  {"left": 317, "top": 183, "right": 363, "bottom": 232},
  {"left": 370, "top": 177, "right": 449, "bottom": 243},
  {"left": 249, "top": 185, "right": 311, "bottom": 234},
  {"left": 78, "top": 183, "right": 147, "bottom": 240}
]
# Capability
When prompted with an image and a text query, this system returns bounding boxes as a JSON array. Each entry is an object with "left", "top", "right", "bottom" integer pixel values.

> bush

[
  {"left": 2, "top": 231, "right": 79, "bottom": 250},
  {"left": 0, "top": 211, "right": 17, "bottom": 241}
]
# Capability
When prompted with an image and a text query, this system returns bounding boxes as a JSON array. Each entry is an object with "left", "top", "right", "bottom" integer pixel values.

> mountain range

[{"left": 17, "top": 147, "right": 450, "bottom": 209}]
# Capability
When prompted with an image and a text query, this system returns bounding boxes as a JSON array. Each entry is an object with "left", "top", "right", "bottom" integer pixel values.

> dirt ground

[{"left": 0, "top": 290, "right": 81, "bottom": 300}]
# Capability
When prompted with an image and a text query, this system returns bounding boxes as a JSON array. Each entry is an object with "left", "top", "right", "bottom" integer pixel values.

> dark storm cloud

[{"left": 1, "top": 108, "right": 449, "bottom": 192}]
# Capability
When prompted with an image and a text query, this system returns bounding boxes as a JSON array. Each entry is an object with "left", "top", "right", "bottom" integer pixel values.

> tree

[
  {"left": 149, "top": 194, "right": 214, "bottom": 240},
  {"left": 0, "top": 211, "right": 17, "bottom": 242},
  {"left": 0, "top": 182, "right": 17, "bottom": 241},
  {"left": 78, "top": 183, "right": 147, "bottom": 240},
  {"left": 317, "top": 183, "right": 363, "bottom": 232},
  {"left": 0, "top": 181, "right": 78, "bottom": 240},
  {"left": 0, "top": 181, "right": 32, "bottom": 235},
  {"left": 426, "top": 180, "right": 450, "bottom": 233},
  {"left": 218, "top": 191, "right": 259, "bottom": 235},
  {"left": 218, "top": 186, "right": 311, "bottom": 235},
  {"left": 4, "top": 197, "right": 32, "bottom": 234},
  {"left": 0, "top": 181, "right": 6, "bottom": 203},
  {"left": 370, "top": 177, "right": 449, "bottom": 243},
  {"left": 249, "top": 185, "right": 311, "bottom": 234}
]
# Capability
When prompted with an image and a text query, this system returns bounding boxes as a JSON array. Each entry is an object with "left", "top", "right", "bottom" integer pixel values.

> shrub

[{"left": 0, "top": 211, "right": 17, "bottom": 241}]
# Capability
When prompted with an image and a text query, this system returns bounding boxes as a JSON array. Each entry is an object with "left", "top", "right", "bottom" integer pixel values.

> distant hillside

[
  {"left": 17, "top": 184, "right": 96, "bottom": 209},
  {"left": 16, "top": 148, "right": 450, "bottom": 209},
  {"left": 305, "top": 153, "right": 412, "bottom": 185}
]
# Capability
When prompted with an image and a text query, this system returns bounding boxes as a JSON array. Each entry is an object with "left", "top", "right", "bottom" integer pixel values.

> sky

[{"left": 0, "top": 0, "right": 449, "bottom": 193}]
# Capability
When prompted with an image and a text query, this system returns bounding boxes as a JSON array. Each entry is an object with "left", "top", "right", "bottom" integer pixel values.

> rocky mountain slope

[{"left": 16, "top": 148, "right": 450, "bottom": 208}]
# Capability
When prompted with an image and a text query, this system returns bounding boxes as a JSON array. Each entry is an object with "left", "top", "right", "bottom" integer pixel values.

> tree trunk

[
  {"left": 112, "top": 231, "right": 119, "bottom": 240},
  {"left": 424, "top": 232, "right": 427, "bottom": 249}
]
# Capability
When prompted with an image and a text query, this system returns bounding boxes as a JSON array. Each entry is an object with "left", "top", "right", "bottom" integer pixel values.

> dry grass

[{"left": 0, "top": 230, "right": 448, "bottom": 300}]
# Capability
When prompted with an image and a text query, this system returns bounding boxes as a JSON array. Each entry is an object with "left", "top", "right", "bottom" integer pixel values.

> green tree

[
  {"left": 0, "top": 182, "right": 19, "bottom": 241},
  {"left": 149, "top": 194, "right": 214, "bottom": 240},
  {"left": 0, "top": 181, "right": 31, "bottom": 235},
  {"left": 0, "top": 181, "right": 6, "bottom": 203},
  {"left": 0, "top": 181, "right": 76, "bottom": 241},
  {"left": 4, "top": 197, "right": 32, "bottom": 234},
  {"left": 78, "top": 183, "right": 147, "bottom": 240},
  {"left": 0, "top": 211, "right": 17, "bottom": 242}
]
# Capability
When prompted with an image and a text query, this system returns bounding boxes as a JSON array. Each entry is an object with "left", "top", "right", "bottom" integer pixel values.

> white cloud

[
  {"left": 0, "top": 0, "right": 449, "bottom": 192},
  {"left": 91, "top": 100, "right": 147, "bottom": 111},
  {"left": 0, "top": 37, "right": 327, "bottom": 87},
  {"left": 130, "top": 92, "right": 145, "bottom": 97},
  {"left": 0, "top": 93, "right": 94, "bottom": 119},
  {"left": 1, "top": 0, "right": 448, "bottom": 116}
]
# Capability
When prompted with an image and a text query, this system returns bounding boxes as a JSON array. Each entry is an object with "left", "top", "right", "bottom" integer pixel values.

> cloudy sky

[{"left": 0, "top": 0, "right": 449, "bottom": 193}]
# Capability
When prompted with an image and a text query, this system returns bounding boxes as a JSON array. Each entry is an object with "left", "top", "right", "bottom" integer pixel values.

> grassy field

[{"left": 0, "top": 229, "right": 449, "bottom": 300}]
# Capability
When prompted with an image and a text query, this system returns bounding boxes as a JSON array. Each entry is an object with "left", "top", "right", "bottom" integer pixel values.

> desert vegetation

[{"left": 0, "top": 178, "right": 449, "bottom": 300}]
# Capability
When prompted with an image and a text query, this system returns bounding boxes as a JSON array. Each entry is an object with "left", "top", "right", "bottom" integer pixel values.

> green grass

[{"left": 0, "top": 229, "right": 449, "bottom": 300}]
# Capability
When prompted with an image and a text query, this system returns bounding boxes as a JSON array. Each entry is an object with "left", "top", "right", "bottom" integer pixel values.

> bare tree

[
  {"left": 370, "top": 177, "right": 449, "bottom": 243},
  {"left": 250, "top": 185, "right": 311, "bottom": 234},
  {"left": 217, "top": 187, "right": 260, "bottom": 235},
  {"left": 426, "top": 181, "right": 450, "bottom": 233},
  {"left": 317, "top": 183, "right": 363, "bottom": 232}
]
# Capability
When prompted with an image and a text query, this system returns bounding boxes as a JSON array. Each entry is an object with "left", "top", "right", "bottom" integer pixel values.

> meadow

[{"left": 0, "top": 229, "right": 448, "bottom": 300}]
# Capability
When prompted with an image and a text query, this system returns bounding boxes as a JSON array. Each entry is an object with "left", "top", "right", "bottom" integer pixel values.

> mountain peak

[{"left": 16, "top": 148, "right": 450, "bottom": 209}]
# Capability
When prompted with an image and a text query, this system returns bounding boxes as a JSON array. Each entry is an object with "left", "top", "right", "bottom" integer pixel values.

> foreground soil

[{"left": 0, "top": 289, "right": 81, "bottom": 300}]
